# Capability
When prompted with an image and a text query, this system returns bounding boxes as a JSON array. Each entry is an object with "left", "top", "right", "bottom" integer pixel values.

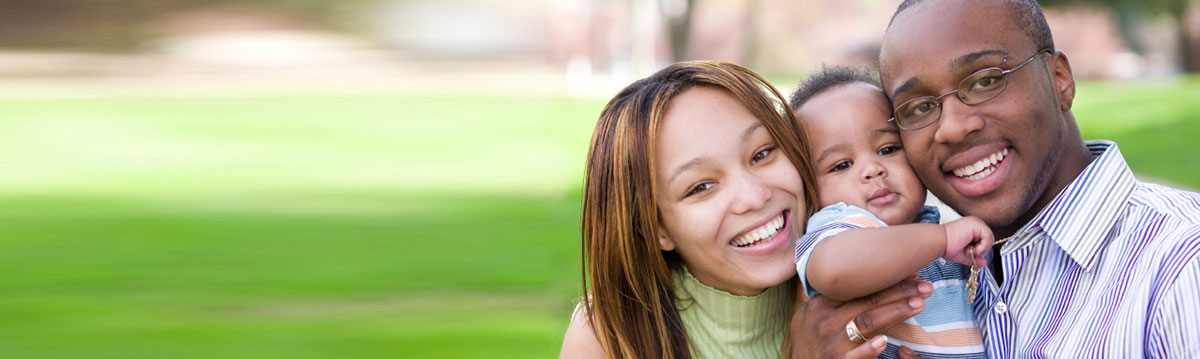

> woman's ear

[{"left": 657, "top": 231, "right": 676, "bottom": 251}]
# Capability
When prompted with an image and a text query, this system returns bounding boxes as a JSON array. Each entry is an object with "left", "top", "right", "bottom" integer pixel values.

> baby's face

[{"left": 796, "top": 82, "right": 927, "bottom": 225}]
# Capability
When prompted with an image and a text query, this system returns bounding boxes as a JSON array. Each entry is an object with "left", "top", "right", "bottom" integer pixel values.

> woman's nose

[{"left": 730, "top": 175, "right": 771, "bottom": 214}]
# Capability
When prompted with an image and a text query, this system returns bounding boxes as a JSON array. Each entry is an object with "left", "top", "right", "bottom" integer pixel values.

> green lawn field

[{"left": 0, "top": 76, "right": 1195, "bottom": 358}]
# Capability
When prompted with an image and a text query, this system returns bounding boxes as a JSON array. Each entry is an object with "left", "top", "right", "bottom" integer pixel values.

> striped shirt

[
  {"left": 973, "top": 140, "right": 1200, "bottom": 357},
  {"left": 796, "top": 203, "right": 986, "bottom": 358}
]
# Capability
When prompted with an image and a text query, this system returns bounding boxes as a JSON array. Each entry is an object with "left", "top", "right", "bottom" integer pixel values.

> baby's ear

[{"left": 657, "top": 230, "right": 676, "bottom": 251}]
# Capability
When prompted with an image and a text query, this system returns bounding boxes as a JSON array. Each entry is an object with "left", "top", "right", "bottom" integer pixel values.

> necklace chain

[{"left": 965, "top": 226, "right": 1039, "bottom": 303}]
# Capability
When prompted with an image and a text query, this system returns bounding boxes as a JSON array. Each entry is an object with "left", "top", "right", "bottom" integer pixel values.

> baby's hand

[{"left": 942, "top": 216, "right": 994, "bottom": 267}]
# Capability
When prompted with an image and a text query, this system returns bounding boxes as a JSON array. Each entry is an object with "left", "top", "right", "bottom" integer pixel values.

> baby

[{"left": 790, "top": 66, "right": 991, "bottom": 358}]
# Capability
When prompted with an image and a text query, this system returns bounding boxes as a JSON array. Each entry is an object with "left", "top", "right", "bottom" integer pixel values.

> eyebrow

[
  {"left": 666, "top": 122, "right": 765, "bottom": 186},
  {"left": 889, "top": 78, "right": 922, "bottom": 102},
  {"left": 667, "top": 157, "right": 706, "bottom": 187},
  {"left": 814, "top": 143, "right": 848, "bottom": 167},
  {"left": 875, "top": 126, "right": 900, "bottom": 135},
  {"left": 952, "top": 49, "right": 1008, "bottom": 72},
  {"left": 743, "top": 122, "right": 764, "bottom": 142},
  {"left": 889, "top": 49, "right": 1009, "bottom": 100}
]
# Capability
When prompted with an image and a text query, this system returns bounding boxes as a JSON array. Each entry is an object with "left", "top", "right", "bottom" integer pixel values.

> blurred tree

[
  {"left": 742, "top": 0, "right": 762, "bottom": 68},
  {"left": 0, "top": 0, "right": 376, "bottom": 51},
  {"left": 665, "top": 0, "right": 695, "bottom": 62},
  {"left": 1041, "top": 0, "right": 1200, "bottom": 73}
]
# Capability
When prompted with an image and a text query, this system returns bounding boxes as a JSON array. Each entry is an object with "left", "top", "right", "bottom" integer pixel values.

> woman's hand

[{"left": 789, "top": 278, "right": 933, "bottom": 359}]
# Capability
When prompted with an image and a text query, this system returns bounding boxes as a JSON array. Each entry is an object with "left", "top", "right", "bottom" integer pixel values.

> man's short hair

[
  {"left": 889, "top": 0, "right": 1055, "bottom": 52},
  {"left": 788, "top": 65, "right": 879, "bottom": 110}
]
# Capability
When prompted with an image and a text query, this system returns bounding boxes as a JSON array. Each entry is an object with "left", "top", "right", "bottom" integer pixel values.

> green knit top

[{"left": 672, "top": 265, "right": 794, "bottom": 359}]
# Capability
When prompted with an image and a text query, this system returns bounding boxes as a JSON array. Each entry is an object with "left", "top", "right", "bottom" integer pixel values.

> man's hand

[{"left": 790, "top": 279, "right": 933, "bottom": 358}]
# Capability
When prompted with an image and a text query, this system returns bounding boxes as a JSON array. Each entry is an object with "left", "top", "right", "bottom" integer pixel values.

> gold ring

[{"left": 845, "top": 319, "right": 866, "bottom": 343}]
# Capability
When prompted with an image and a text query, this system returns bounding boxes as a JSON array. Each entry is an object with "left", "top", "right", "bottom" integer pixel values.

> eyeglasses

[{"left": 889, "top": 48, "right": 1051, "bottom": 131}]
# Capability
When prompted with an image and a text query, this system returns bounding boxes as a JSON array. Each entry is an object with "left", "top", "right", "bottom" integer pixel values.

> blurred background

[{"left": 0, "top": 0, "right": 1196, "bottom": 357}]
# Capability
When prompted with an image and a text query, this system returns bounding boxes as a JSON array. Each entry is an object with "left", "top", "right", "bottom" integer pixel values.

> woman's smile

[{"left": 729, "top": 209, "right": 794, "bottom": 256}]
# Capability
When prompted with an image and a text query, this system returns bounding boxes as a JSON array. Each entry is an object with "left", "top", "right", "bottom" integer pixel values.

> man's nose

[{"left": 934, "top": 97, "right": 985, "bottom": 145}]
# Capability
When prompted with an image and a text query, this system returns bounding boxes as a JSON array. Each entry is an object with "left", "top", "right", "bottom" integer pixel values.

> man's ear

[
  {"left": 657, "top": 230, "right": 676, "bottom": 251},
  {"left": 1050, "top": 51, "right": 1076, "bottom": 112}
]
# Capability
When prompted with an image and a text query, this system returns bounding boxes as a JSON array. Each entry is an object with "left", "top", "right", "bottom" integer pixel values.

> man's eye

[
  {"left": 831, "top": 161, "right": 852, "bottom": 172},
  {"left": 906, "top": 100, "right": 935, "bottom": 117},
  {"left": 751, "top": 148, "right": 773, "bottom": 164},
  {"left": 970, "top": 75, "right": 1003, "bottom": 91},
  {"left": 685, "top": 182, "right": 715, "bottom": 197}
]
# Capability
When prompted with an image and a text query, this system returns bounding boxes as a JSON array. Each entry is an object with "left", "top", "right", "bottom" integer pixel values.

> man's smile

[
  {"left": 952, "top": 148, "right": 1008, "bottom": 180},
  {"left": 942, "top": 145, "right": 1014, "bottom": 197}
]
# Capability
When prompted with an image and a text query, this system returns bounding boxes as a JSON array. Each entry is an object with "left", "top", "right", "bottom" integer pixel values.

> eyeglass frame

[{"left": 888, "top": 48, "right": 1053, "bottom": 131}]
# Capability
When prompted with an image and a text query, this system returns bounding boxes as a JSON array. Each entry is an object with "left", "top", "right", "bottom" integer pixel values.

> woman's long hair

[{"left": 579, "top": 60, "right": 820, "bottom": 358}]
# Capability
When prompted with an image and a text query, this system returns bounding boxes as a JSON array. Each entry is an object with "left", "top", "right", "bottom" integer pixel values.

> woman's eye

[
  {"left": 831, "top": 161, "right": 852, "bottom": 172},
  {"left": 685, "top": 182, "right": 715, "bottom": 197},
  {"left": 751, "top": 147, "right": 774, "bottom": 164}
]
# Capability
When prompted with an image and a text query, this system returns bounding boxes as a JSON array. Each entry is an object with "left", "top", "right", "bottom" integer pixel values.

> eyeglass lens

[{"left": 895, "top": 68, "right": 1009, "bottom": 130}]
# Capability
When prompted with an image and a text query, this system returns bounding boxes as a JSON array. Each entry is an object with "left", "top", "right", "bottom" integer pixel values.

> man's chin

[{"left": 948, "top": 198, "right": 1023, "bottom": 229}]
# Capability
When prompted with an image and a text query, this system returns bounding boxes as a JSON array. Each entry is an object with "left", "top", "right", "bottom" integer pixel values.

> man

[{"left": 878, "top": 0, "right": 1200, "bottom": 357}]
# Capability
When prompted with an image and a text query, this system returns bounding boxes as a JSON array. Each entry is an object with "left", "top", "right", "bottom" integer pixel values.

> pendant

[{"left": 966, "top": 248, "right": 981, "bottom": 304}]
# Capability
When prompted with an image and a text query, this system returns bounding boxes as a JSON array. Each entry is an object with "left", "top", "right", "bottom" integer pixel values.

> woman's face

[{"left": 654, "top": 86, "right": 806, "bottom": 296}]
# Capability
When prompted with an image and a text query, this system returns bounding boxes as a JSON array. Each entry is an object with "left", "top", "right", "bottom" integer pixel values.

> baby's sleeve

[{"left": 795, "top": 203, "right": 886, "bottom": 298}]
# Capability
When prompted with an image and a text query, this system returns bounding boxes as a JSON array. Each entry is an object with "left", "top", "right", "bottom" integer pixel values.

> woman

[{"left": 561, "top": 61, "right": 931, "bottom": 358}]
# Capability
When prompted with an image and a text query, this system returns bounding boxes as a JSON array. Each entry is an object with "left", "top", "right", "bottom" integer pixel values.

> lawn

[{"left": 0, "top": 76, "right": 1195, "bottom": 358}]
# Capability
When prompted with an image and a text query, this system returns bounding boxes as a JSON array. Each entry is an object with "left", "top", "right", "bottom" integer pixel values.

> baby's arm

[
  {"left": 806, "top": 216, "right": 992, "bottom": 301},
  {"left": 941, "top": 216, "right": 994, "bottom": 266},
  {"left": 806, "top": 223, "right": 946, "bottom": 301}
]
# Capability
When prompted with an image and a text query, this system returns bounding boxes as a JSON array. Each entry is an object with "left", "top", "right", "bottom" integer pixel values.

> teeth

[
  {"left": 734, "top": 213, "right": 785, "bottom": 247},
  {"left": 953, "top": 148, "right": 1008, "bottom": 179}
]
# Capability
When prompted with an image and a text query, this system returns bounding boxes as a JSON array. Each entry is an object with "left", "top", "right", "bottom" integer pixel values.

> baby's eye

[
  {"left": 685, "top": 182, "right": 715, "bottom": 197},
  {"left": 751, "top": 147, "right": 774, "bottom": 164},
  {"left": 831, "top": 160, "right": 852, "bottom": 172},
  {"left": 878, "top": 145, "right": 901, "bottom": 156}
]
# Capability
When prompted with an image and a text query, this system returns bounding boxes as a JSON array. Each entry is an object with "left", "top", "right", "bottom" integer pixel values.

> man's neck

[
  {"left": 995, "top": 143, "right": 1096, "bottom": 238},
  {"left": 990, "top": 141, "right": 1096, "bottom": 285}
]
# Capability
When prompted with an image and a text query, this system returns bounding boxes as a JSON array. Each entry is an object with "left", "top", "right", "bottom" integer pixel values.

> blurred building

[
  {"left": 385, "top": 0, "right": 1197, "bottom": 83},
  {"left": 0, "top": 0, "right": 1194, "bottom": 94}
]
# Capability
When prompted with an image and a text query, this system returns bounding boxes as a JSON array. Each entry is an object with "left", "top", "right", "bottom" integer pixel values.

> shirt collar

[{"left": 1023, "top": 140, "right": 1136, "bottom": 271}]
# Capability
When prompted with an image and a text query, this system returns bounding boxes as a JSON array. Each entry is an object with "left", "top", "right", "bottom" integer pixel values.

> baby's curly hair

[{"left": 788, "top": 65, "right": 880, "bottom": 110}]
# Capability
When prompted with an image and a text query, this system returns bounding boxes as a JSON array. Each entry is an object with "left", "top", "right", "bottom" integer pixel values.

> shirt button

[{"left": 993, "top": 302, "right": 1008, "bottom": 315}]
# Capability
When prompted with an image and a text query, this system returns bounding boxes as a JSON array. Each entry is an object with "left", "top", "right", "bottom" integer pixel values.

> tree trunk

[
  {"left": 742, "top": 0, "right": 762, "bottom": 67},
  {"left": 668, "top": 0, "right": 695, "bottom": 62},
  {"left": 1174, "top": 1, "right": 1200, "bottom": 73}
]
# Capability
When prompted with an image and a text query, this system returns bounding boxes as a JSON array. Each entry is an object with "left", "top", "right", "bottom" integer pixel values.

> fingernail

[
  {"left": 909, "top": 297, "right": 925, "bottom": 310},
  {"left": 872, "top": 336, "right": 886, "bottom": 348},
  {"left": 917, "top": 281, "right": 933, "bottom": 295},
  {"left": 900, "top": 346, "right": 915, "bottom": 354}
]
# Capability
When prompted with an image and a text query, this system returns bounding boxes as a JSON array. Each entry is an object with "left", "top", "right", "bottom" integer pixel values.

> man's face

[{"left": 879, "top": 0, "right": 1077, "bottom": 232}]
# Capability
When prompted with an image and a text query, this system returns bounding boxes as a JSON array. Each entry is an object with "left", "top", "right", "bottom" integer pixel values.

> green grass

[
  {"left": 0, "top": 94, "right": 602, "bottom": 358},
  {"left": 1074, "top": 77, "right": 1200, "bottom": 189},
  {"left": 0, "top": 76, "right": 1195, "bottom": 358}
]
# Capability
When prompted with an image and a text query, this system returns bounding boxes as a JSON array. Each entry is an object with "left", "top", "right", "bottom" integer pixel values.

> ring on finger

[{"left": 845, "top": 319, "right": 867, "bottom": 344}]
